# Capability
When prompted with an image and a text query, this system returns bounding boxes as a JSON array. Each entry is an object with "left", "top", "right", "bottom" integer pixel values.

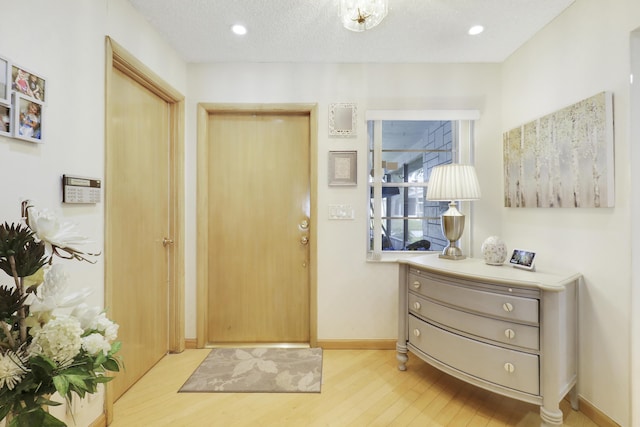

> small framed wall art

[
  {"left": 329, "top": 103, "right": 357, "bottom": 137},
  {"left": 0, "top": 103, "right": 11, "bottom": 137},
  {"left": 11, "top": 64, "right": 46, "bottom": 103},
  {"left": 0, "top": 55, "right": 9, "bottom": 105},
  {"left": 13, "top": 93, "right": 43, "bottom": 143},
  {"left": 328, "top": 150, "right": 357, "bottom": 186}
]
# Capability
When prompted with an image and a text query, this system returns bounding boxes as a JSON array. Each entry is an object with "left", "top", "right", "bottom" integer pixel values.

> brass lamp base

[{"left": 439, "top": 202, "right": 466, "bottom": 260}]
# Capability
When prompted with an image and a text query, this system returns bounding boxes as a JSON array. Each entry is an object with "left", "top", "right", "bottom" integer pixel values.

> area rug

[{"left": 179, "top": 347, "right": 323, "bottom": 393}]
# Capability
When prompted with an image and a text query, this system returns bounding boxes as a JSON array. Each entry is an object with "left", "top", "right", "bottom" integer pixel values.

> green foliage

[
  {"left": 0, "top": 285, "right": 26, "bottom": 322},
  {"left": 5, "top": 411, "right": 52, "bottom": 427},
  {"left": 0, "top": 206, "right": 122, "bottom": 426},
  {"left": 5, "top": 406, "right": 66, "bottom": 427},
  {"left": 0, "top": 346, "right": 123, "bottom": 426},
  {"left": 0, "top": 392, "right": 64, "bottom": 427},
  {"left": 0, "top": 222, "right": 47, "bottom": 278}
]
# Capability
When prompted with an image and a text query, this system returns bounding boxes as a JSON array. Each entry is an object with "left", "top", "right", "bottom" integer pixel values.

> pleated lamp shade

[{"left": 426, "top": 164, "right": 481, "bottom": 202}]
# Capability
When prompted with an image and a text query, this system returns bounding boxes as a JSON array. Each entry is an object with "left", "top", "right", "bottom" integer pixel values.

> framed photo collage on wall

[{"left": 0, "top": 54, "right": 46, "bottom": 143}]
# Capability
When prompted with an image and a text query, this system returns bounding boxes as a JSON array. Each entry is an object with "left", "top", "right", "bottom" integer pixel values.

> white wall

[
  {"left": 500, "top": 1, "right": 640, "bottom": 425},
  {"left": 631, "top": 26, "right": 640, "bottom": 427},
  {"left": 184, "top": 63, "right": 502, "bottom": 340},
  {"left": 0, "top": 0, "right": 186, "bottom": 424}
]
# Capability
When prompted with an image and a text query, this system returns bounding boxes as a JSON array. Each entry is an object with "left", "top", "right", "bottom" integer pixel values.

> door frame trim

[
  {"left": 104, "top": 36, "right": 185, "bottom": 422},
  {"left": 196, "top": 103, "right": 318, "bottom": 348}
]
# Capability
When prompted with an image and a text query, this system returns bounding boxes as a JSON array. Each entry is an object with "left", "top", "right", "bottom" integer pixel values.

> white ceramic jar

[{"left": 481, "top": 236, "right": 507, "bottom": 265}]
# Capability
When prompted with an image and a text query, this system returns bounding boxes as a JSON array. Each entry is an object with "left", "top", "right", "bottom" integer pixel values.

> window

[{"left": 367, "top": 110, "right": 478, "bottom": 260}]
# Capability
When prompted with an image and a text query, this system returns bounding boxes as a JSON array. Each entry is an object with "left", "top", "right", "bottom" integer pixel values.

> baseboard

[
  {"left": 89, "top": 412, "right": 107, "bottom": 427},
  {"left": 316, "top": 339, "right": 397, "bottom": 350},
  {"left": 577, "top": 396, "right": 620, "bottom": 427},
  {"left": 185, "top": 339, "right": 397, "bottom": 350}
]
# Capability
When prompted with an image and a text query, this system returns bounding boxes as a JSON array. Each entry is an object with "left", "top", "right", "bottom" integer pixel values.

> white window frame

[{"left": 366, "top": 110, "right": 480, "bottom": 262}]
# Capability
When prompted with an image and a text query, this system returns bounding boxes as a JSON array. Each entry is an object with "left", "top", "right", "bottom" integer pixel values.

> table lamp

[{"left": 426, "top": 164, "right": 481, "bottom": 260}]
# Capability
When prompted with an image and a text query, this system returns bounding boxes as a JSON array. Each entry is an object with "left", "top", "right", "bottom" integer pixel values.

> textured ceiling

[{"left": 127, "top": 0, "right": 575, "bottom": 64}]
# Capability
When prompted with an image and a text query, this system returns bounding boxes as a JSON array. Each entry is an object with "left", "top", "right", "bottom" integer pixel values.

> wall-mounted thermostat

[{"left": 62, "top": 175, "right": 101, "bottom": 204}]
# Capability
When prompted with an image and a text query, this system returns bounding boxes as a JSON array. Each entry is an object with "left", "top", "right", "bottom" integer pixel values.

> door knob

[
  {"left": 300, "top": 236, "right": 309, "bottom": 245},
  {"left": 162, "top": 237, "right": 174, "bottom": 247}
]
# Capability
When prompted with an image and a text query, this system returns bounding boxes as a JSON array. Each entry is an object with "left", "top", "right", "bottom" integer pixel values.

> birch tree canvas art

[{"left": 503, "top": 92, "right": 614, "bottom": 208}]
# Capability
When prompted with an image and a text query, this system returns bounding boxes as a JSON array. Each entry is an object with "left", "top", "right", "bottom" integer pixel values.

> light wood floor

[{"left": 110, "top": 349, "right": 599, "bottom": 427}]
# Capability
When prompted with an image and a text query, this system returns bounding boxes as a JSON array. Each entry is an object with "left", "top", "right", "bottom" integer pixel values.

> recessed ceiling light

[
  {"left": 468, "top": 25, "right": 484, "bottom": 36},
  {"left": 231, "top": 24, "right": 247, "bottom": 35}
]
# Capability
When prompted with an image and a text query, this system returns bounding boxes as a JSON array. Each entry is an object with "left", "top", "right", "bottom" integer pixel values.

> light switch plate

[{"left": 328, "top": 204, "right": 354, "bottom": 220}]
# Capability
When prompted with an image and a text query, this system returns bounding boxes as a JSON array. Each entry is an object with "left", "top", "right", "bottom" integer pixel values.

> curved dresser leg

[
  {"left": 569, "top": 385, "right": 579, "bottom": 410},
  {"left": 396, "top": 343, "right": 408, "bottom": 371},
  {"left": 540, "top": 405, "right": 563, "bottom": 426}
]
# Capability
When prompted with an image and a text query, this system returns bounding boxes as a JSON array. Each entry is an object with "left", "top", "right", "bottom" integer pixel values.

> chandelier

[{"left": 339, "top": 0, "right": 388, "bottom": 32}]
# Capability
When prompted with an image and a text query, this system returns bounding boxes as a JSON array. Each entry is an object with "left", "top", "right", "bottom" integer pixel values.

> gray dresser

[{"left": 397, "top": 254, "right": 581, "bottom": 426}]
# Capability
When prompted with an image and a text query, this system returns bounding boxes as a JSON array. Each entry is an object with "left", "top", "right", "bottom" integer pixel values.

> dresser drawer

[
  {"left": 409, "top": 293, "right": 539, "bottom": 351},
  {"left": 408, "top": 315, "right": 540, "bottom": 395},
  {"left": 408, "top": 272, "right": 539, "bottom": 324}
]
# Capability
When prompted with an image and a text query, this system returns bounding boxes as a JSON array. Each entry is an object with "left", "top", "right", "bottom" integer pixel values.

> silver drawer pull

[
  {"left": 504, "top": 329, "right": 516, "bottom": 339},
  {"left": 413, "top": 301, "right": 421, "bottom": 310},
  {"left": 413, "top": 329, "right": 421, "bottom": 337},
  {"left": 504, "top": 362, "right": 515, "bottom": 373},
  {"left": 412, "top": 281, "right": 421, "bottom": 289},
  {"left": 502, "top": 302, "right": 514, "bottom": 312}
]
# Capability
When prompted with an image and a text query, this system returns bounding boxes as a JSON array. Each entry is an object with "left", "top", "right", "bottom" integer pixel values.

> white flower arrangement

[{"left": 0, "top": 202, "right": 121, "bottom": 427}]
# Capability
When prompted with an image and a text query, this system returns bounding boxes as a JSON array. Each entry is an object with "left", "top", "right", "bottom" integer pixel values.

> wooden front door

[{"left": 206, "top": 111, "right": 311, "bottom": 344}]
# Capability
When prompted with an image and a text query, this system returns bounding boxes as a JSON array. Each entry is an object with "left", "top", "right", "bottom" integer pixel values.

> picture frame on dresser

[{"left": 509, "top": 249, "right": 536, "bottom": 270}]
